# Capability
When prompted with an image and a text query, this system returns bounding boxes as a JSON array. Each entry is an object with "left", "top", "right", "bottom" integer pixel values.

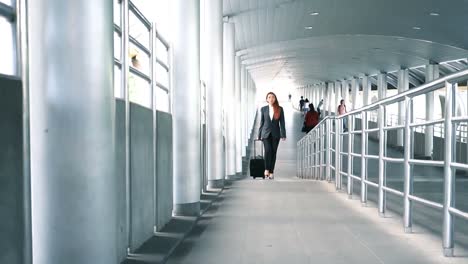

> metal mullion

[
  {"left": 382, "top": 157, "right": 404, "bottom": 163},
  {"left": 378, "top": 105, "right": 386, "bottom": 216},
  {"left": 383, "top": 124, "right": 405, "bottom": 131},
  {"left": 409, "top": 119, "right": 444, "bottom": 128},
  {"left": 168, "top": 45, "right": 173, "bottom": 113},
  {"left": 365, "top": 127, "right": 379, "bottom": 133},
  {"left": 156, "top": 82, "right": 169, "bottom": 93},
  {"left": 443, "top": 82, "right": 456, "bottom": 256},
  {"left": 114, "top": 58, "right": 122, "bottom": 67},
  {"left": 408, "top": 159, "right": 444, "bottom": 167},
  {"left": 382, "top": 186, "right": 404, "bottom": 197},
  {"left": 403, "top": 96, "right": 413, "bottom": 233},
  {"left": 449, "top": 207, "right": 468, "bottom": 220},
  {"left": 17, "top": 0, "right": 32, "bottom": 262},
  {"left": 0, "top": 2, "right": 15, "bottom": 21},
  {"left": 348, "top": 174, "right": 361, "bottom": 181},
  {"left": 129, "top": 66, "right": 151, "bottom": 83},
  {"left": 335, "top": 118, "right": 341, "bottom": 190},
  {"left": 362, "top": 179, "right": 378, "bottom": 188},
  {"left": 408, "top": 194, "right": 443, "bottom": 210},
  {"left": 361, "top": 111, "right": 368, "bottom": 204},
  {"left": 121, "top": 0, "right": 132, "bottom": 253},
  {"left": 326, "top": 119, "right": 331, "bottom": 182},
  {"left": 128, "top": 0, "right": 151, "bottom": 29},
  {"left": 114, "top": 24, "right": 122, "bottom": 35},
  {"left": 451, "top": 116, "right": 468, "bottom": 123},
  {"left": 156, "top": 58, "right": 169, "bottom": 71},
  {"left": 129, "top": 36, "right": 150, "bottom": 56},
  {"left": 346, "top": 115, "right": 355, "bottom": 199},
  {"left": 451, "top": 162, "right": 468, "bottom": 170},
  {"left": 150, "top": 22, "right": 157, "bottom": 234},
  {"left": 156, "top": 30, "right": 169, "bottom": 48},
  {"left": 364, "top": 154, "right": 379, "bottom": 160}
]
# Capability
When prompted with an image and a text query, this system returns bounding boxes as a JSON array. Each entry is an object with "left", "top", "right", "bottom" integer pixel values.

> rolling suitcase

[{"left": 250, "top": 140, "right": 265, "bottom": 179}]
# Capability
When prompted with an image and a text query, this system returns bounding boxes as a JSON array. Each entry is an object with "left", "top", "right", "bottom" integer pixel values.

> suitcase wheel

[{"left": 262, "top": 176, "right": 265, "bottom": 179}]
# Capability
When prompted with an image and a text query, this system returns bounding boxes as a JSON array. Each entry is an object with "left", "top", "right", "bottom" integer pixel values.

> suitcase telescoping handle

[{"left": 253, "top": 139, "right": 264, "bottom": 157}]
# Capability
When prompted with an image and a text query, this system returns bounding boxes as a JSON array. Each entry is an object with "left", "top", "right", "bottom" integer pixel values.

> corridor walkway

[{"left": 166, "top": 103, "right": 468, "bottom": 264}]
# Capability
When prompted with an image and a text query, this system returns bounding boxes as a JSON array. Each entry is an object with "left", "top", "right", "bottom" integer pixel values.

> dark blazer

[{"left": 258, "top": 105, "right": 286, "bottom": 139}]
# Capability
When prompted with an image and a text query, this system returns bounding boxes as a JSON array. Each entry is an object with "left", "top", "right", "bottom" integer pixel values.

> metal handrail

[{"left": 297, "top": 68, "right": 468, "bottom": 257}]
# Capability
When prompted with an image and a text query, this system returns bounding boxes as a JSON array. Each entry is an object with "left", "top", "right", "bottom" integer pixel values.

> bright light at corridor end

[{"left": 257, "top": 78, "right": 295, "bottom": 103}]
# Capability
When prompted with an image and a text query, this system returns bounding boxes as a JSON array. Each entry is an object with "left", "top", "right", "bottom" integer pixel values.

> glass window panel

[
  {"left": 129, "top": 10, "right": 150, "bottom": 48},
  {"left": 0, "top": 0, "right": 13, "bottom": 6},
  {"left": 129, "top": 74, "right": 151, "bottom": 108},
  {"left": 114, "top": 66, "right": 122, "bottom": 98},
  {"left": 156, "top": 39, "right": 168, "bottom": 65},
  {"left": 129, "top": 43, "right": 150, "bottom": 76},
  {"left": 155, "top": 63, "right": 169, "bottom": 88},
  {"left": 113, "top": 0, "right": 121, "bottom": 26},
  {"left": 0, "top": 17, "right": 16, "bottom": 75},
  {"left": 114, "top": 32, "right": 121, "bottom": 60},
  {"left": 155, "top": 88, "right": 170, "bottom": 112}
]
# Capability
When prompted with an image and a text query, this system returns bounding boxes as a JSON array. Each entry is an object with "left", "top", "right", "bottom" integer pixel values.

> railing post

[
  {"left": 361, "top": 111, "right": 368, "bottom": 204},
  {"left": 326, "top": 119, "right": 332, "bottom": 182},
  {"left": 335, "top": 117, "right": 342, "bottom": 190},
  {"left": 403, "top": 96, "right": 413, "bottom": 233},
  {"left": 320, "top": 123, "right": 324, "bottom": 180},
  {"left": 314, "top": 131, "right": 318, "bottom": 179},
  {"left": 378, "top": 105, "right": 386, "bottom": 216},
  {"left": 298, "top": 140, "right": 304, "bottom": 179},
  {"left": 443, "top": 82, "right": 455, "bottom": 256},
  {"left": 306, "top": 135, "right": 311, "bottom": 179},
  {"left": 347, "top": 114, "right": 354, "bottom": 198}
]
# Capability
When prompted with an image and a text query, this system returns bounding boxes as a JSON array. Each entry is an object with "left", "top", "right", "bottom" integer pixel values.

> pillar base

[
  {"left": 207, "top": 179, "right": 224, "bottom": 189},
  {"left": 236, "top": 172, "right": 243, "bottom": 179},
  {"left": 443, "top": 248, "right": 454, "bottom": 257},
  {"left": 173, "top": 202, "right": 200, "bottom": 217},
  {"left": 226, "top": 174, "right": 237, "bottom": 180},
  {"left": 404, "top": 227, "right": 412, "bottom": 233},
  {"left": 379, "top": 212, "right": 385, "bottom": 218}
]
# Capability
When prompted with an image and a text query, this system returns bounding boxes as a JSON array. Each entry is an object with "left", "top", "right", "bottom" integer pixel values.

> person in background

[
  {"left": 288, "top": 93, "right": 292, "bottom": 102},
  {"left": 299, "top": 96, "right": 305, "bottom": 112},
  {"left": 258, "top": 92, "right": 286, "bottom": 180},
  {"left": 337, "top": 99, "right": 348, "bottom": 131},
  {"left": 303, "top": 98, "right": 310, "bottom": 115},
  {"left": 304, "top": 103, "right": 320, "bottom": 133}
]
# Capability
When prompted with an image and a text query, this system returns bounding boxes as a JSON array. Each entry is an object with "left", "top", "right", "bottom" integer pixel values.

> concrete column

[
  {"left": 241, "top": 65, "right": 247, "bottom": 156},
  {"left": 204, "top": 0, "right": 224, "bottom": 189},
  {"left": 425, "top": 63, "right": 439, "bottom": 157},
  {"left": 235, "top": 56, "right": 242, "bottom": 177},
  {"left": 335, "top": 81, "right": 341, "bottom": 115},
  {"left": 397, "top": 69, "right": 409, "bottom": 147},
  {"left": 223, "top": 22, "right": 236, "bottom": 180},
  {"left": 362, "top": 75, "right": 371, "bottom": 106},
  {"left": 327, "top": 82, "right": 334, "bottom": 116},
  {"left": 29, "top": 0, "right": 116, "bottom": 262},
  {"left": 378, "top": 72, "right": 387, "bottom": 100},
  {"left": 171, "top": 0, "right": 201, "bottom": 216},
  {"left": 351, "top": 78, "right": 359, "bottom": 110},
  {"left": 343, "top": 80, "right": 350, "bottom": 105}
]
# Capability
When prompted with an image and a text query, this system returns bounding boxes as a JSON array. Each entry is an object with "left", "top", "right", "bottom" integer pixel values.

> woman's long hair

[
  {"left": 309, "top": 103, "right": 315, "bottom": 112},
  {"left": 266, "top": 92, "right": 280, "bottom": 120}
]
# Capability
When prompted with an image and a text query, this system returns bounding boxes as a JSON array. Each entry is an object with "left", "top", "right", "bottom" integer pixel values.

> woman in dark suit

[{"left": 258, "top": 92, "right": 286, "bottom": 179}]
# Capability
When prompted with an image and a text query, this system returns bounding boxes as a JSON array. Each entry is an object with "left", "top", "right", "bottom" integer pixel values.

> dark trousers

[{"left": 262, "top": 135, "right": 280, "bottom": 173}]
